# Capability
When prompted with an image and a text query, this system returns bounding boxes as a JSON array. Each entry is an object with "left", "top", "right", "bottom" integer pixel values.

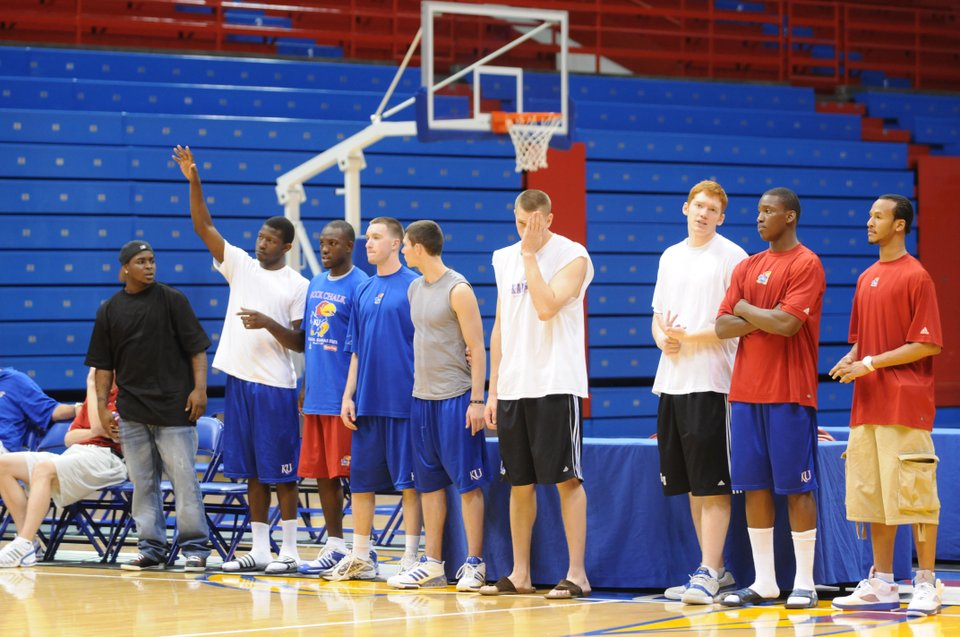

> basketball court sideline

[{"left": 2, "top": 554, "right": 958, "bottom": 637}]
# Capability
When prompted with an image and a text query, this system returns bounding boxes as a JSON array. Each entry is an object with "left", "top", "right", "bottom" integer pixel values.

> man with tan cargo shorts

[{"left": 829, "top": 194, "right": 944, "bottom": 616}]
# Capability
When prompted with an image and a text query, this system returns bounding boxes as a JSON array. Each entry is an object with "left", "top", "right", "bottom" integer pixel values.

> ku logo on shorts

[
  {"left": 281, "top": 463, "right": 293, "bottom": 475},
  {"left": 470, "top": 468, "right": 483, "bottom": 481}
]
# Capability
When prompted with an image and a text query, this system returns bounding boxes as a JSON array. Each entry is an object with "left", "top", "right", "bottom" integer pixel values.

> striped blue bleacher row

[{"left": 0, "top": 45, "right": 934, "bottom": 435}]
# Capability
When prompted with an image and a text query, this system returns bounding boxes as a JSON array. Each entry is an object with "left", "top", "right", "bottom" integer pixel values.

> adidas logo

[
  {"left": 563, "top": 466, "right": 570, "bottom": 472},
  {"left": 717, "top": 480, "right": 726, "bottom": 486},
  {"left": 803, "top": 307, "right": 810, "bottom": 315},
  {"left": 921, "top": 327, "right": 930, "bottom": 335}
]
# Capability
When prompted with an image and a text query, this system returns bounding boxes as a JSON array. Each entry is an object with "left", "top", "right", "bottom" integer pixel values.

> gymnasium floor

[{"left": 2, "top": 549, "right": 958, "bottom": 637}]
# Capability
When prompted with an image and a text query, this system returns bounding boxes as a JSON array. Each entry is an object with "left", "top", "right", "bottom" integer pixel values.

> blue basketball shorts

[
  {"left": 349, "top": 415, "right": 416, "bottom": 493},
  {"left": 411, "top": 394, "right": 489, "bottom": 494},
  {"left": 729, "top": 401, "right": 818, "bottom": 494},
  {"left": 223, "top": 375, "right": 300, "bottom": 484}
]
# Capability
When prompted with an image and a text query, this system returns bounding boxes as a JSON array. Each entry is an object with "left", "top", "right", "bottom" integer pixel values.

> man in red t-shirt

[
  {"left": 830, "top": 195, "right": 944, "bottom": 616},
  {"left": 715, "top": 187, "right": 825, "bottom": 610},
  {"left": 0, "top": 369, "right": 126, "bottom": 568}
]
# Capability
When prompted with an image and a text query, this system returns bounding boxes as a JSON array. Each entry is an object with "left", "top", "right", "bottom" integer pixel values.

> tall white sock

[
  {"left": 353, "top": 534, "right": 371, "bottom": 559},
  {"left": 791, "top": 528, "right": 817, "bottom": 591},
  {"left": 404, "top": 533, "right": 420, "bottom": 560},
  {"left": 280, "top": 519, "right": 300, "bottom": 560},
  {"left": 326, "top": 535, "right": 347, "bottom": 552},
  {"left": 251, "top": 521, "right": 272, "bottom": 560},
  {"left": 747, "top": 527, "right": 779, "bottom": 597}
]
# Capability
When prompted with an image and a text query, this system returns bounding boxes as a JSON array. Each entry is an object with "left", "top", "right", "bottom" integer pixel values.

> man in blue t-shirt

[
  {"left": 324, "top": 217, "right": 422, "bottom": 582},
  {"left": 0, "top": 368, "right": 77, "bottom": 454},
  {"left": 294, "top": 220, "right": 369, "bottom": 577}
]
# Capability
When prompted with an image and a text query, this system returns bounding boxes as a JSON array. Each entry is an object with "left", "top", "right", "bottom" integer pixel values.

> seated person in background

[
  {"left": 0, "top": 369, "right": 127, "bottom": 568},
  {"left": 0, "top": 367, "right": 78, "bottom": 454}
]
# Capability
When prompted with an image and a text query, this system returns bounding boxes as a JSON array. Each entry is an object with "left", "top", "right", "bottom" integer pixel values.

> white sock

[
  {"left": 404, "top": 534, "right": 420, "bottom": 561},
  {"left": 326, "top": 536, "right": 347, "bottom": 552},
  {"left": 791, "top": 528, "right": 817, "bottom": 591},
  {"left": 875, "top": 570, "right": 895, "bottom": 584},
  {"left": 13, "top": 536, "right": 33, "bottom": 548},
  {"left": 702, "top": 564, "right": 720, "bottom": 580},
  {"left": 280, "top": 519, "right": 300, "bottom": 560},
  {"left": 747, "top": 527, "right": 779, "bottom": 598},
  {"left": 353, "top": 534, "right": 370, "bottom": 560},
  {"left": 915, "top": 569, "right": 936, "bottom": 585},
  {"left": 250, "top": 522, "right": 272, "bottom": 561}
]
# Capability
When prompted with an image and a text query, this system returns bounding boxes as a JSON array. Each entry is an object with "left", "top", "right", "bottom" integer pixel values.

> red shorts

[{"left": 298, "top": 414, "right": 352, "bottom": 479}]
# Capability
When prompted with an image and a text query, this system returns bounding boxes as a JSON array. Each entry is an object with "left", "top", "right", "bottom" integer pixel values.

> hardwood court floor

[{"left": 1, "top": 562, "right": 957, "bottom": 637}]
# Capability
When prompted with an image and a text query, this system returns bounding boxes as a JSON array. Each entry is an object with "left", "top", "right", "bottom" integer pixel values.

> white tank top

[{"left": 492, "top": 234, "right": 593, "bottom": 400}]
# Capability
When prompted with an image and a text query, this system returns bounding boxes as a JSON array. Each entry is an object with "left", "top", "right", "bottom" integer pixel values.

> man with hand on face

[
  {"left": 326, "top": 217, "right": 422, "bottom": 582},
  {"left": 293, "top": 220, "right": 369, "bottom": 577},
  {"left": 85, "top": 240, "right": 211, "bottom": 571},
  {"left": 830, "top": 195, "right": 944, "bottom": 616},
  {"left": 174, "top": 145, "right": 310, "bottom": 574},
  {"left": 480, "top": 189, "right": 594, "bottom": 600},
  {"left": 715, "top": 187, "right": 825, "bottom": 610}
]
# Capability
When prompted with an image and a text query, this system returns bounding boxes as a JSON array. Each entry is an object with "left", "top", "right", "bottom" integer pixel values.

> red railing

[{"left": 1, "top": 0, "right": 958, "bottom": 90}]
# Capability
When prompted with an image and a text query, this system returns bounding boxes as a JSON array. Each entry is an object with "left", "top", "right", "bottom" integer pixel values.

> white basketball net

[{"left": 506, "top": 115, "right": 563, "bottom": 173}]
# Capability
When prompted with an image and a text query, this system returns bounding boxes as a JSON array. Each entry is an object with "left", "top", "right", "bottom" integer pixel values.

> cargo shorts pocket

[{"left": 898, "top": 453, "right": 940, "bottom": 516}]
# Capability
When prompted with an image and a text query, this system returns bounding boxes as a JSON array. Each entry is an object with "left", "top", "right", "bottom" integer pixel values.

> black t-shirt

[{"left": 85, "top": 282, "right": 211, "bottom": 427}]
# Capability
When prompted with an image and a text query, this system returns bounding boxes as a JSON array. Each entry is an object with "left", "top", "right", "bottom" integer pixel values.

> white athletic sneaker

[
  {"left": 455, "top": 557, "right": 486, "bottom": 592},
  {"left": 298, "top": 545, "right": 347, "bottom": 576},
  {"left": 0, "top": 538, "right": 37, "bottom": 568},
  {"left": 387, "top": 556, "right": 448, "bottom": 589},
  {"left": 907, "top": 578, "right": 943, "bottom": 616},
  {"left": 397, "top": 553, "right": 419, "bottom": 577},
  {"left": 832, "top": 577, "right": 900, "bottom": 611},
  {"left": 681, "top": 566, "right": 720, "bottom": 605},
  {"left": 322, "top": 550, "right": 379, "bottom": 581},
  {"left": 665, "top": 568, "right": 735, "bottom": 601}
]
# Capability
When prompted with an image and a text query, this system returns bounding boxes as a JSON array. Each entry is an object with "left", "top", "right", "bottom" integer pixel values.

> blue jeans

[{"left": 120, "top": 420, "right": 210, "bottom": 561}]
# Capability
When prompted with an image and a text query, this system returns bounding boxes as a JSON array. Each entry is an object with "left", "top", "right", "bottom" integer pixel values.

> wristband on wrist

[
  {"left": 861, "top": 355, "right": 876, "bottom": 372},
  {"left": 469, "top": 399, "right": 485, "bottom": 405}
]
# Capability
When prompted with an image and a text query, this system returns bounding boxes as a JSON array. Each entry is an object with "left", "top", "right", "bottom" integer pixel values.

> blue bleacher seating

[{"left": 0, "top": 44, "right": 942, "bottom": 429}]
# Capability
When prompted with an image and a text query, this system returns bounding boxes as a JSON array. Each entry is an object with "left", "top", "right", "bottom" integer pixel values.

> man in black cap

[{"left": 85, "top": 241, "right": 213, "bottom": 571}]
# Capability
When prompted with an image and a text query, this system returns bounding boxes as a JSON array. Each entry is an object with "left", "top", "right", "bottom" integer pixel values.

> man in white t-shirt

[
  {"left": 174, "top": 145, "right": 310, "bottom": 574},
  {"left": 651, "top": 180, "right": 747, "bottom": 604},
  {"left": 479, "top": 189, "right": 594, "bottom": 600}
]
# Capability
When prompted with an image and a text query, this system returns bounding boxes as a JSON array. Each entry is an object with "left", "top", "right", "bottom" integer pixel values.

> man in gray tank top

[{"left": 386, "top": 220, "right": 490, "bottom": 592}]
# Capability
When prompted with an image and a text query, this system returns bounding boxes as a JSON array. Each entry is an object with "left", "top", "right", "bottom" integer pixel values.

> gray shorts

[{"left": 22, "top": 445, "right": 127, "bottom": 507}]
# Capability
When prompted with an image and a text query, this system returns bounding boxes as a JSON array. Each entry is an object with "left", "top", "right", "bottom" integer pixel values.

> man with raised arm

[{"left": 174, "top": 145, "right": 309, "bottom": 574}]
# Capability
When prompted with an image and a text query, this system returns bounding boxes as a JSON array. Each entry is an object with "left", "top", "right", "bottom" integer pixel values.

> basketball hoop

[{"left": 491, "top": 111, "right": 563, "bottom": 173}]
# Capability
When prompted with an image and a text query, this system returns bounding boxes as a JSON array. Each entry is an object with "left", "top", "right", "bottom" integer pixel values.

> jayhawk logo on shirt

[
  {"left": 310, "top": 301, "right": 337, "bottom": 338},
  {"left": 756, "top": 270, "right": 772, "bottom": 285},
  {"left": 870, "top": 277, "right": 880, "bottom": 287}
]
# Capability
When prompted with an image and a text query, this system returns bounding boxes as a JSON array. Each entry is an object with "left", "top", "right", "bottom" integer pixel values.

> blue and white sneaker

[
  {"left": 681, "top": 566, "right": 720, "bottom": 605},
  {"left": 387, "top": 556, "right": 448, "bottom": 589},
  {"left": 455, "top": 557, "right": 486, "bottom": 592},
  {"left": 322, "top": 550, "right": 379, "bottom": 582},
  {"left": 0, "top": 538, "right": 37, "bottom": 568},
  {"left": 298, "top": 545, "right": 348, "bottom": 576},
  {"left": 665, "top": 568, "right": 736, "bottom": 601}
]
